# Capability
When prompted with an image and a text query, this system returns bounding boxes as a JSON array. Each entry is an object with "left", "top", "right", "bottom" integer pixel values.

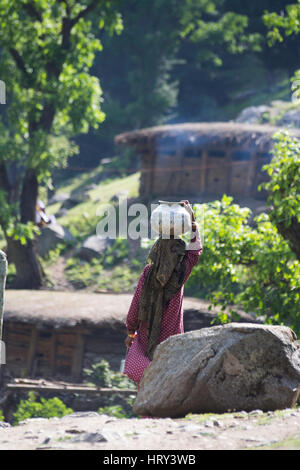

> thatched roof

[
  {"left": 115, "top": 122, "right": 300, "bottom": 149},
  {"left": 3, "top": 290, "right": 257, "bottom": 329},
  {"left": 3, "top": 290, "right": 130, "bottom": 329}
]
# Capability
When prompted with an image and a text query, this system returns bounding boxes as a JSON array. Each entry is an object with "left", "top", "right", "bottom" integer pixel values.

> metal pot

[{"left": 151, "top": 201, "right": 191, "bottom": 237}]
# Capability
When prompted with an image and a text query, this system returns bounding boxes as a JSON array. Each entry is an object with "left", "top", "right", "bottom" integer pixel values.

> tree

[
  {"left": 258, "top": 1, "right": 300, "bottom": 261},
  {"left": 81, "top": 0, "right": 260, "bottom": 162},
  {"left": 0, "top": 0, "right": 122, "bottom": 288},
  {"left": 259, "top": 131, "right": 300, "bottom": 262},
  {"left": 0, "top": 250, "right": 7, "bottom": 357},
  {"left": 187, "top": 195, "right": 300, "bottom": 334}
]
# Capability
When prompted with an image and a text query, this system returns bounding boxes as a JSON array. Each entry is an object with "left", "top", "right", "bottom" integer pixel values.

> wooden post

[
  {"left": 71, "top": 332, "right": 85, "bottom": 382},
  {"left": 0, "top": 250, "right": 7, "bottom": 368},
  {"left": 27, "top": 326, "right": 38, "bottom": 377}
]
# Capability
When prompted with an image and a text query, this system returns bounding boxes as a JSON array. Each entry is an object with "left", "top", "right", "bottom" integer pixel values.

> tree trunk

[
  {"left": 0, "top": 250, "right": 7, "bottom": 368},
  {"left": 6, "top": 236, "right": 45, "bottom": 289},
  {"left": 276, "top": 216, "right": 300, "bottom": 263},
  {"left": 7, "top": 168, "right": 45, "bottom": 288}
]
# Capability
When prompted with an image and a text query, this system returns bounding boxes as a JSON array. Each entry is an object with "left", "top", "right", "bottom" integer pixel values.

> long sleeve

[
  {"left": 126, "top": 264, "right": 150, "bottom": 334},
  {"left": 183, "top": 226, "right": 203, "bottom": 283}
]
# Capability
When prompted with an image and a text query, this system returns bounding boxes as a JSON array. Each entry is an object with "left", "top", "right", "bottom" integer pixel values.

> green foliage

[
  {"left": 102, "top": 238, "right": 129, "bottom": 268},
  {"left": 0, "top": 410, "right": 4, "bottom": 422},
  {"left": 84, "top": 359, "right": 136, "bottom": 390},
  {"left": 65, "top": 257, "right": 103, "bottom": 289},
  {"left": 259, "top": 130, "right": 300, "bottom": 227},
  {"left": 263, "top": 2, "right": 300, "bottom": 45},
  {"left": 0, "top": 0, "right": 122, "bottom": 279},
  {"left": 13, "top": 391, "right": 73, "bottom": 425},
  {"left": 85, "top": 360, "right": 137, "bottom": 418},
  {"left": 96, "top": 265, "right": 140, "bottom": 293},
  {"left": 188, "top": 194, "right": 300, "bottom": 333},
  {"left": 65, "top": 237, "right": 142, "bottom": 292},
  {"left": 98, "top": 405, "right": 128, "bottom": 419},
  {"left": 91, "top": 0, "right": 266, "bottom": 159}
]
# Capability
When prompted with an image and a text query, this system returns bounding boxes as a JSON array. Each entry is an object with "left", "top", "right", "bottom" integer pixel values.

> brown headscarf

[{"left": 138, "top": 237, "right": 186, "bottom": 360}]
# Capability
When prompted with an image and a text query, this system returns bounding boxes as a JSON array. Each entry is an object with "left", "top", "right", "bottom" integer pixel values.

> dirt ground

[{"left": 0, "top": 406, "right": 300, "bottom": 451}]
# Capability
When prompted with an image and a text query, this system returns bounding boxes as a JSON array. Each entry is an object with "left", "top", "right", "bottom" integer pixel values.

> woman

[{"left": 123, "top": 200, "right": 203, "bottom": 388}]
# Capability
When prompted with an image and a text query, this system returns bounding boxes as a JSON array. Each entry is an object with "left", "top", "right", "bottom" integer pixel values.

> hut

[
  {"left": 2, "top": 290, "right": 259, "bottom": 383},
  {"left": 115, "top": 122, "right": 300, "bottom": 201}
]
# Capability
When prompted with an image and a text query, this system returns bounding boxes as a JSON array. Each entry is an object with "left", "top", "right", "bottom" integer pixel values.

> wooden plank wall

[
  {"left": 140, "top": 141, "right": 271, "bottom": 200},
  {"left": 2, "top": 321, "right": 127, "bottom": 382}
]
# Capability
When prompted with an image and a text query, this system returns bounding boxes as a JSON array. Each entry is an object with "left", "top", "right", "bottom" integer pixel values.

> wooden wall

[
  {"left": 138, "top": 138, "right": 272, "bottom": 200},
  {"left": 3, "top": 321, "right": 126, "bottom": 382}
]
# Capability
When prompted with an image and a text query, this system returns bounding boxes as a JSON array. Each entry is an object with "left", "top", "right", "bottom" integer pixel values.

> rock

[
  {"left": 77, "top": 235, "right": 111, "bottom": 261},
  {"left": 37, "top": 223, "right": 74, "bottom": 257},
  {"left": 0, "top": 422, "right": 10, "bottom": 428},
  {"left": 278, "top": 109, "right": 300, "bottom": 127},
  {"left": 249, "top": 409, "right": 264, "bottom": 416},
  {"left": 235, "top": 106, "right": 270, "bottom": 124},
  {"left": 63, "top": 412, "right": 100, "bottom": 419},
  {"left": 55, "top": 208, "right": 69, "bottom": 218},
  {"left": 133, "top": 323, "right": 300, "bottom": 418},
  {"left": 110, "top": 191, "right": 129, "bottom": 203},
  {"left": 73, "top": 432, "right": 108, "bottom": 443},
  {"left": 48, "top": 193, "right": 70, "bottom": 205},
  {"left": 61, "top": 192, "right": 91, "bottom": 210}
]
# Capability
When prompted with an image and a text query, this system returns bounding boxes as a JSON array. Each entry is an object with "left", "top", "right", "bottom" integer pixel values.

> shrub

[
  {"left": 13, "top": 391, "right": 73, "bottom": 425},
  {"left": 188, "top": 195, "right": 300, "bottom": 334},
  {"left": 98, "top": 405, "right": 128, "bottom": 419},
  {"left": 83, "top": 359, "right": 136, "bottom": 390}
]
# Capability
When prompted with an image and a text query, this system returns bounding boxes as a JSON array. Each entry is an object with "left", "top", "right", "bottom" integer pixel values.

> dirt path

[
  {"left": 46, "top": 253, "right": 76, "bottom": 291},
  {"left": 1, "top": 407, "right": 300, "bottom": 450}
]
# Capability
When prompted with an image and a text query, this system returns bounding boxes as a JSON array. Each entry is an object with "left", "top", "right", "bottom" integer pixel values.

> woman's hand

[
  {"left": 180, "top": 200, "right": 195, "bottom": 222},
  {"left": 125, "top": 334, "right": 136, "bottom": 348}
]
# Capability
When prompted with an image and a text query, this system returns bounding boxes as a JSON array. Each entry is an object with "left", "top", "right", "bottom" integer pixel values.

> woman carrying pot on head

[{"left": 123, "top": 200, "right": 203, "bottom": 390}]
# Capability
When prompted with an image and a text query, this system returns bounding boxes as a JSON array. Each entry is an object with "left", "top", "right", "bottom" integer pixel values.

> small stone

[
  {"left": 63, "top": 412, "right": 99, "bottom": 419},
  {"left": 0, "top": 422, "right": 10, "bottom": 428},
  {"left": 73, "top": 432, "right": 108, "bottom": 443},
  {"left": 249, "top": 409, "right": 264, "bottom": 416},
  {"left": 212, "top": 419, "right": 223, "bottom": 428},
  {"left": 234, "top": 411, "right": 248, "bottom": 418},
  {"left": 42, "top": 436, "right": 51, "bottom": 444},
  {"left": 65, "top": 428, "right": 84, "bottom": 435},
  {"left": 204, "top": 420, "right": 214, "bottom": 428}
]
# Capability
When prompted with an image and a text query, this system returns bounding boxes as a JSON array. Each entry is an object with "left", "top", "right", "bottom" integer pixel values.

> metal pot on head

[{"left": 150, "top": 201, "right": 192, "bottom": 238}]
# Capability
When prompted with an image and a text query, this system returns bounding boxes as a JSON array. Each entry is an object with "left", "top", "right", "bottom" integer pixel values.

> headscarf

[{"left": 138, "top": 237, "right": 186, "bottom": 360}]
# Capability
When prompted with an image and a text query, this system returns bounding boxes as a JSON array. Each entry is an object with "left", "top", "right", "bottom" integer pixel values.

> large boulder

[
  {"left": 133, "top": 323, "right": 300, "bottom": 418},
  {"left": 37, "top": 224, "right": 74, "bottom": 257}
]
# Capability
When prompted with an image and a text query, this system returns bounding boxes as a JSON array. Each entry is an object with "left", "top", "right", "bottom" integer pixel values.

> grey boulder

[
  {"left": 37, "top": 223, "right": 74, "bottom": 257},
  {"left": 77, "top": 235, "right": 111, "bottom": 261},
  {"left": 235, "top": 105, "right": 270, "bottom": 124},
  {"left": 279, "top": 109, "right": 300, "bottom": 128},
  {"left": 133, "top": 323, "right": 300, "bottom": 418}
]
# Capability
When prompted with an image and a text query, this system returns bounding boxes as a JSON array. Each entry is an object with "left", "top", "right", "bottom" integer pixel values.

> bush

[
  {"left": 83, "top": 359, "right": 136, "bottom": 390},
  {"left": 187, "top": 195, "right": 300, "bottom": 334},
  {"left": 84, "top": 360, "right": 138, "bottom": 419},
  {"left": 98, "top": 405, "right": 128, "bottom": 419},
  {"left": 13, "top": 391, "right": 73, "bottom": 425}
]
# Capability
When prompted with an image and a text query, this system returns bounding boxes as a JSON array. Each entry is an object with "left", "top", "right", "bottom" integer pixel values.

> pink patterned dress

[{"left": 124, "top": 228, "right": 203, "bottom": 385}]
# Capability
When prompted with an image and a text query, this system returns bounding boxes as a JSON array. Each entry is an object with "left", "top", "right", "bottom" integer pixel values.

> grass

[
  {"left": 50, "top": 170, "right": 140, "bottom": 241},
  {"left": 40, "top": 168, "right": 143, "bottom": 292},
  {"left": 248, "top": 435, "right": 300, "bottom": 450}
]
